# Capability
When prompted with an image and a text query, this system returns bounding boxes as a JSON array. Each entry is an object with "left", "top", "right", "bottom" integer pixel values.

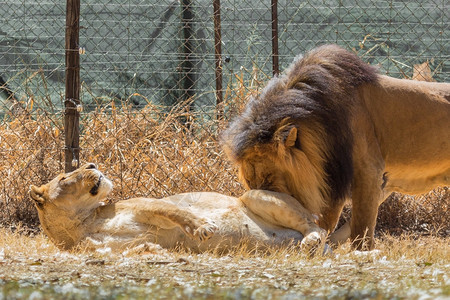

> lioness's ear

[{"left": 29, "top": 185, "right": 45, "bottom": 207}]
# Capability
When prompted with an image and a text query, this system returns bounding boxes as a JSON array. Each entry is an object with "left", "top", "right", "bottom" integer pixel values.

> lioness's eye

[{"left": 60, "top": 177, "right": 66, "bottom": 181}]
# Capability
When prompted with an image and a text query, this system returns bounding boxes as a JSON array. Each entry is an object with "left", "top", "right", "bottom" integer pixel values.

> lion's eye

[{"left": 59, "top": 176, "right": 66, "bottom": 181}]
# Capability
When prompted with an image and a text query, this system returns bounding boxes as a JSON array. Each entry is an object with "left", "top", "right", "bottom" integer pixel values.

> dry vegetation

[
  {"left": 0, "top": 98, "right": 244, "bottom": 229},
  {"left": 0, "top": 87, "right": 448, "bottom": 237},
  {"left": 0, "top": 58, "right": 448, "bottom": 298},
  {"left": 0, "top": 227, "right": 448, "bottom": 299}
]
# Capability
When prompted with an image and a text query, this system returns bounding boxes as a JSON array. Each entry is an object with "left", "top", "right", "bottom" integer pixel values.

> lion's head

[
  {"left": 30, "top": 163, "right": 113, "bottom": 213},
  {"left": 222, "top": 45, "right": 378, "bottom": 214},
  {"left": 223, "top": 117, "right": 330, "bottom": 214}
]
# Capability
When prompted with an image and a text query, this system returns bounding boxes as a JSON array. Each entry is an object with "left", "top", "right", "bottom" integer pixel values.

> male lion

[
  {"left": 222, "top": 44, "right": 450, "bottom": 250},
  {"left": 30, "top": 163, "right": 329, "bottom": 253}
]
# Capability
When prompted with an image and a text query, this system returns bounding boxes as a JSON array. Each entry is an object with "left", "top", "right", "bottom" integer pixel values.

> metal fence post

[
  {"left": 213, "top": 0, "right": 223, "bottom": 118},
  {"left": 64, "top": 0, "right": 81, "bottom": 172},
  {"left": 181, "top": 0, "right": 195, "bottom": 128},
  {"left": 271, "top": 0, "right": 279, "bottom": 76}
]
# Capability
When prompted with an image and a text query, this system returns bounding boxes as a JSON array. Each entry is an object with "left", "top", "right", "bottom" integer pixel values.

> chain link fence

[{"left": 0, "top": 0, "right": 448, "bottom": 228}]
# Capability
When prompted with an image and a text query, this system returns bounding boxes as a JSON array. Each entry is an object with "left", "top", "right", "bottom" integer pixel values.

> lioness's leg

[
  {"left": 133, "top": 199, "right": 217, "bottom": 242},
  {"left": 240, "top": 190, "right": 327, "bottom": 251}
]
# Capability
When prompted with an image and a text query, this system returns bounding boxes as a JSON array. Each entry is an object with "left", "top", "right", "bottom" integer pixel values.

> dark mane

[{"left": 222, "top": 44, "right": 379, "bottom": 202}]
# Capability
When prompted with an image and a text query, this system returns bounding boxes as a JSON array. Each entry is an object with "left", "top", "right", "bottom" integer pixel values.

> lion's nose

[{"left": 85, "top": 163, "right": 97, "bottom": 170}]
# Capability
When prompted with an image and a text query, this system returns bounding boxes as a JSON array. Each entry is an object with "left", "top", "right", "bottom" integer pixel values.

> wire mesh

[{"left": 0, "top": 0, "right": 448, "bottom": 227}]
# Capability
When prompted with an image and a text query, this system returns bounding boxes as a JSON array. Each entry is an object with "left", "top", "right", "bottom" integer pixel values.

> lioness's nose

[{"left": 85, "top": 163, "right": 97, "bottom": 170}]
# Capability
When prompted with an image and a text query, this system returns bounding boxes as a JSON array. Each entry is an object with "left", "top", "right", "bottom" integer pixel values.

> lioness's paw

[
  {"left": 194, "top": 221, "right": 218, "bottom": 242},
  {"left": 301, "top": 229, "right": 327, "bottom": 254}
]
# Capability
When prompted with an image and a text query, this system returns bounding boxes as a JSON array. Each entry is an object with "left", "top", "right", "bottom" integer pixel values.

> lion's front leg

[
  {"left": 318, "top": 200, "right": 346, "bottom": 234},
  {"left": 349, "top": 110, "right": 387, "bottom": 250},
  {"left": 318, "top": 200, "right": 349, "bottom": 247},
  {"left": 240, "top": 190, "right": 327, "bottom": 253},
  {"left": 134, "top": 199, "right": 218, "bottom": 242},
  {"left": 350, "top": 160, "right": 385, "bottom": 250}
]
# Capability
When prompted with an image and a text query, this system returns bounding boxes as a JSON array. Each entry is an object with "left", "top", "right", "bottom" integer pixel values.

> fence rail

[{"left": 0, "top": 0, "right": 448, "bottom": 227}]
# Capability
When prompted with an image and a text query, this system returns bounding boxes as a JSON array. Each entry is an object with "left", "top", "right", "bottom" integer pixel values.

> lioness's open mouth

[{"left": 89, "top": 175, "right": 103, "bottom": 196}]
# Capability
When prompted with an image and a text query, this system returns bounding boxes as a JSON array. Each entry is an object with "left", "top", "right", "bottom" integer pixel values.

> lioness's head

[{"left": 30, "top": 163, "right": 113, "bottom": 214}]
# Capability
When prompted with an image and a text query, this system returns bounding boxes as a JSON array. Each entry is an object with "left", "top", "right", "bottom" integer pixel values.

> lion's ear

[
  {"left": 29, "top": 185, "right": 46, "bottom": 207},
  {"left": 285, "top": 127, "right": 298, "bottom": 148},
  {"left": 275, "top": 125, "right": 300, "bottom": 149}
]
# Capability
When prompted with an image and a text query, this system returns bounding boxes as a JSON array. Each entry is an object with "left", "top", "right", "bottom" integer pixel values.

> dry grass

[
  {"left": 0, "top": 54, "right": 448, "bottom": 299},
  {"left": 0, "top": 98, "right": 448, "bottom": 237},
  {"left": 0, "top": 55, "right": 448, "bottom": 236},
  {"left": 338, "top": 188, "right": 449, "bottom": 238},
  {"left": 0, "top": 100, "right": 244, "bottom": 228},
  {"left": 0, "top": 227, "right": 448, "bottom": 298}
]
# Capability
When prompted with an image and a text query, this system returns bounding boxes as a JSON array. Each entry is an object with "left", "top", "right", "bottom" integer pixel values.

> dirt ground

[{"left": 0, "top": 229, "right": 448, "bottom": 299}]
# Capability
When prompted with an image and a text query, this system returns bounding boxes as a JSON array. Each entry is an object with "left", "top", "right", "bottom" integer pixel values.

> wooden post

[
  {"left": 64, "top": 0, "right": 81, "bottom": 172},
  {"left": 213, "top": 0, "right": 223, "bottom": 118},
  {"left": 271, "top": 0, "right": 279, "bottom": 76}
]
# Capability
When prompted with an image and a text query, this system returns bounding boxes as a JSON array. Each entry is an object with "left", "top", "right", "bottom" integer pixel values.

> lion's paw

[
  {"left": 193, "top": 221, "right": 218, "bottom": 242},
  {"left": 301, "top": 229, "right": 327, "bottom": 254}
]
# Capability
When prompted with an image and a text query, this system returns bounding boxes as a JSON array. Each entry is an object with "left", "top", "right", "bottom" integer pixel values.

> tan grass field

[
  {"left": 0, "top": 67, "right": 449, "bottom": 298},
  {"left": 0, "top": 227, "right": 449, "bottom": 299},
  {"left": 0, "top": 92, "right": 448, "bottom": 236}
]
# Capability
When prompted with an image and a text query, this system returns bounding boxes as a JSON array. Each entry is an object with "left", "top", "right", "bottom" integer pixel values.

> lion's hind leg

[
  {"left": 329, "top": 221, "right": 351, "bottom": 245},
  {"left": 239, "top": 190, "right": 327, "bottom": 253}
]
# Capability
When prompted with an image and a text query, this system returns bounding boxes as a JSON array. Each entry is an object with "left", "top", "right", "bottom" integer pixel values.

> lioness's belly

[
  {"left": 154, "top": 204, "right": 304, "bottom": 252},
  {"left": 95, "top": 192, "right": 304, "bottom": 252}
]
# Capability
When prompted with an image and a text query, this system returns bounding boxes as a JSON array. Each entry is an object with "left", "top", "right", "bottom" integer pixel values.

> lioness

[
  {"left": 30, "top": 163, "right": 328, "bottom": 253},
  {"left": 222, "top": 44, "right": 450, "bottom": 249}
]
